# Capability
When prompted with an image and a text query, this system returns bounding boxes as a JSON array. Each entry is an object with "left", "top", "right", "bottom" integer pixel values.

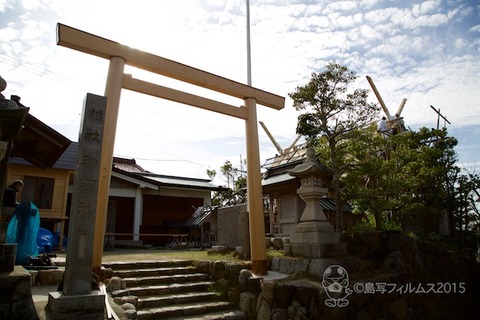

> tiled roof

[
  {"left": 52, "top": 142, "right": 77, "bottom": 170},
  {"left": 112, "top": 157, "right": 146, "bottom": 173},
  {"left": 184, "top": 206, "right": 215, "bottom": 227},
  {"left": 262, "top": 172, "right": 296, "bottom": 187}
]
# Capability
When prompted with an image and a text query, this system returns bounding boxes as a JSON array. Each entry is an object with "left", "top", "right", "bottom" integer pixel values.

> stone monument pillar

[
  {"left": 46, "top": 93, "right": 107, "bottom": 320},
  {"left": 288, "top": 149, "right": 347, "bottom": 258}
]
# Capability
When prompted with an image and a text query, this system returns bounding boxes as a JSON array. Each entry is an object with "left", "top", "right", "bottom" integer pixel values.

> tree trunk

[
  {"left": 374, "top": 210, "right": 383, "bottom": 231},
  {"left": 329, "top": 142, "right": 344, "bottom": 233},
  {"left": 334, "top": 173, "right": 343, "bottom": 232}
]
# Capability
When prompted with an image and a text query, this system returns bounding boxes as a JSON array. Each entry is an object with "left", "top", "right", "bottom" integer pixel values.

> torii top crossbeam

[{"left": 56, "top": 24, "right": 284, "bottom": 112}]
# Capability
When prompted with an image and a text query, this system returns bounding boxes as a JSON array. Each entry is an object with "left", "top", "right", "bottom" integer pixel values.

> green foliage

[
  {"left": 291, "top": 62, "right": 478, "bottom": 243},
  {"left": 350, "top": 215, "right": 376, "bottom": 233},
  {"left": 209, "top": 159, "right": 247, "bottom": 206},
  {"left": 290, "top": 62, "right": 380, "bottom": 149}
]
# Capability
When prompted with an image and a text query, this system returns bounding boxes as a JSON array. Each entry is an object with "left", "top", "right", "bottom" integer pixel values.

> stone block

[
  {"left": 47, "top": 291, "right": 105, "bottom": 320},
  {"left": 308, "top": 259, "right": 339, "bottom": 277},
  {"left": 28, "top": 270, "right": 38, "bottom": 285},
  {"left": 290, "top": 242, "right": 348, "bottom": 259},
  {"left": 265, "top": 238, "right": 273, "bottom": 248},
  {"left": 290, "top": 243, "right": 313, "bottom": 258},
  {"left": 0, "top": 266, "right": 32, "bottom": 301},
  {"left": 271, "top": 237, "right": 284, "bottom": 250},
  {"left": 294, "top": 221, "right": 334, "bottom": 233},
  {"left": 271, "top": 257, "right": 281, "bottom": 271},
  {"left": 38, "top": 268, "right": 64, "bottom": 285},
  {"left": 0, "top": 222, "right": 8, "bottom": 243},
  {"left": 311, "top": 243, "right": 348, "bottom": 258},
  {"left": 279, "top": 258, "right": 295, "bottom": 274},
  {"left": 0, "top": 266, "right": 38, "bottom": 320},
  {"left": 0, "top": 243, "right": 16, "bottom": 272},
  {"left": 294, "top": 258, "right": 309, "bottom": 273}
]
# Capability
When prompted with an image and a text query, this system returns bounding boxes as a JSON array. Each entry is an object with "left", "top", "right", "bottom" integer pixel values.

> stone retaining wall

[{"left": 198, "top": 231, "right": 480, "bottom": 320}]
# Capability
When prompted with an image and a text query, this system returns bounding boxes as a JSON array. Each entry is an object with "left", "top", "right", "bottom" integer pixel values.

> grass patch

[{"left": 100, "top": 248, "right": 246, "bottom": 263}]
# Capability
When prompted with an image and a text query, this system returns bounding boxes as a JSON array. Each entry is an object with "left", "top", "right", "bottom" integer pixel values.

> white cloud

[
  {"left": 0, "top": 0, "right": 14, "bottom": 12},
  {"left": 0, "top": 28, "right": 20, "bottom": 55},
  {"left": 325, "top": 1, "right": 358, "bottom": 14},
  {"left": 412, "top": 1, "right": 439, "bottom": 17}
]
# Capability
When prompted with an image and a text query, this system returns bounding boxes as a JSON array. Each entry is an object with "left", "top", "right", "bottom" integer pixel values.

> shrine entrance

[{"left": 56, "top": 23, "right": 285, "bottom": 275}]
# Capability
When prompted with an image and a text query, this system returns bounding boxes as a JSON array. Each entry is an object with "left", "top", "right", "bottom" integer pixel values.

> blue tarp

[
  {"left": 37, "top": 227, "right": 54, "bottom": 254},
  {"left": 6, "top": 202, "right": 40, "bottom": 265},
  {"left": 53, "top": 231, "right": 67, "bottom": 248},
  {"left": 37, "top": 229, "right": 68, "bottom": 251}
]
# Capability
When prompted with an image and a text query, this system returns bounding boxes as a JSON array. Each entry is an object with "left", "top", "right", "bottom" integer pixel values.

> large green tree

[
  {"left": 290, "top": 62, "right": 380, "bottom": 231},
  {"left": 343, "top": 126, "right": 462, "bottom": 233},
  {"left": 451, "top": 171, "right": 480, "bottom": 253}
]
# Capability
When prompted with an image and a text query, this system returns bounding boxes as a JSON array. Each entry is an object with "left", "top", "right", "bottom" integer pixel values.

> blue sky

[{"left": 1, "top": 0, "right": 479, "bottom": 183}]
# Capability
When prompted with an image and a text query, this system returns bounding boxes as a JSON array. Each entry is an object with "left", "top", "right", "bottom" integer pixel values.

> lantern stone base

[
  {"left": 290, "top": 220, "right": 347, "bottom": 258},
  {"left": 0, "top": 266, "right": 39, "bottom": 320}
]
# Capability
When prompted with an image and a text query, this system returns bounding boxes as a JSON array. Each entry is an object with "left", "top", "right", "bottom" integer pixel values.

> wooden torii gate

[{"left": 56, "top": 24, "right": 284, "bottom": 275}]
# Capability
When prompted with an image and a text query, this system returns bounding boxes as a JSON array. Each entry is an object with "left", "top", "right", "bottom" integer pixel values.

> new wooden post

[
  {"left": 92, "top": 57, "right": 125, "bottom": 273},
  {"left": 245, "top": 97, "right": 267, "bottom": 274}
]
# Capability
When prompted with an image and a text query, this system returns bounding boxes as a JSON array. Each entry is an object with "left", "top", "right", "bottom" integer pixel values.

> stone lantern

[
  {"left": 0, "top": 76, "right": 37, "bottom": 320},
  {"left": 0, "top": 76, "right": 29, "bottom": 270},
  {"left": 287, "top": 149, "right": 346, "bottom": 258}
]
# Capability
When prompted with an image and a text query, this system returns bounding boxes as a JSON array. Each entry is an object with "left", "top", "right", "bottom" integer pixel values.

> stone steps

[
  {"left": 160, "top": 310, "right": 246, "bottom": 320},
  {"left": 111, "top": 281, "right": 215, "bottom": 298},
  {"left": 103, "top": 259, "right": 194, "bottom": 270},
  {"left": 136, "top": 301, "right": 236, "bottom": 320},
  {"left": 112, "top": 266, "right": 199, "bottom": 278},
  {"left": 104, "top": 260, "right": 245, "bottom": 320},
  {"left": 137, "top": 291, "right": 219, "bottom": 309},
  {"left": 122, "top": 272, "right": 210, "bottom": 286}
]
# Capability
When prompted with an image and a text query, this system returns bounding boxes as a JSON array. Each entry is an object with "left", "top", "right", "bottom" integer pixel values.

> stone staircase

[{"left": 103, "top": 260, "right": 245, "bottom": 320}]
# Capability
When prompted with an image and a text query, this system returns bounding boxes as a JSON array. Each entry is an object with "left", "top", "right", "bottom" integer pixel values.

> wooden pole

[
  {"left": 246, "top": 0, "right": 252, "bottom": 86},
  {"left": 92, "top": 56, "right": 125, "bottom": 273},
  {"left": 366, "top": 75, "right": 391, "bottom": 120},
  {"left": 244, "top": 97, "right": 267, "bottom": 275}
]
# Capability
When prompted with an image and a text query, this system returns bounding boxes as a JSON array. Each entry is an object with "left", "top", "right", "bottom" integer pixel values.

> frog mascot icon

[{"left": 322, "top": 264, "right": 352, "bottom": 307}]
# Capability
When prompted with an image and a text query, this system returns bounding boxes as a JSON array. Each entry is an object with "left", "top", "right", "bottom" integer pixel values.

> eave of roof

[
  {"left": 8, "top": 113, "right": 71, "bottom": 169},
  {"left": 139, "top": 173, "right": 226, "bottom": 191},
  {"left": 111, "top": 171, "right": 158, "bottom": 190},
  {"left": 111, "top": 167, "right": 225, "bottom": 192},
  {"left": 262, "top": 172, "right": 296, "bottom": 187}
]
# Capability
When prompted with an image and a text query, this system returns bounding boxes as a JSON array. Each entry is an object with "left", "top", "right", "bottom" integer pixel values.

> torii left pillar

[{"left": 92, "top": 56, "right": 125, "bottom": 275}]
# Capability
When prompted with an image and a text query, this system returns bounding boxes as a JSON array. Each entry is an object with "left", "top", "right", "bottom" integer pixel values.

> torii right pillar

[
  {"left": 288, "top": 149, "right": 347, "bottom": 258},
  {"left": 244, "top": 97, "right": 267, "bottom": 275}
]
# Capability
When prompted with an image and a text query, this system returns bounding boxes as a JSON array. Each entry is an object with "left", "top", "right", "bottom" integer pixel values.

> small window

[{"left": 21, "top": 176, "right": 55, "bottom": 209}]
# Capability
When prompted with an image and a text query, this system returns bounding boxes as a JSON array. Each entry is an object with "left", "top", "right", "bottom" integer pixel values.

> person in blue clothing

[{"left": 2, "top": 180, "right": 24, "bottom": 222}]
